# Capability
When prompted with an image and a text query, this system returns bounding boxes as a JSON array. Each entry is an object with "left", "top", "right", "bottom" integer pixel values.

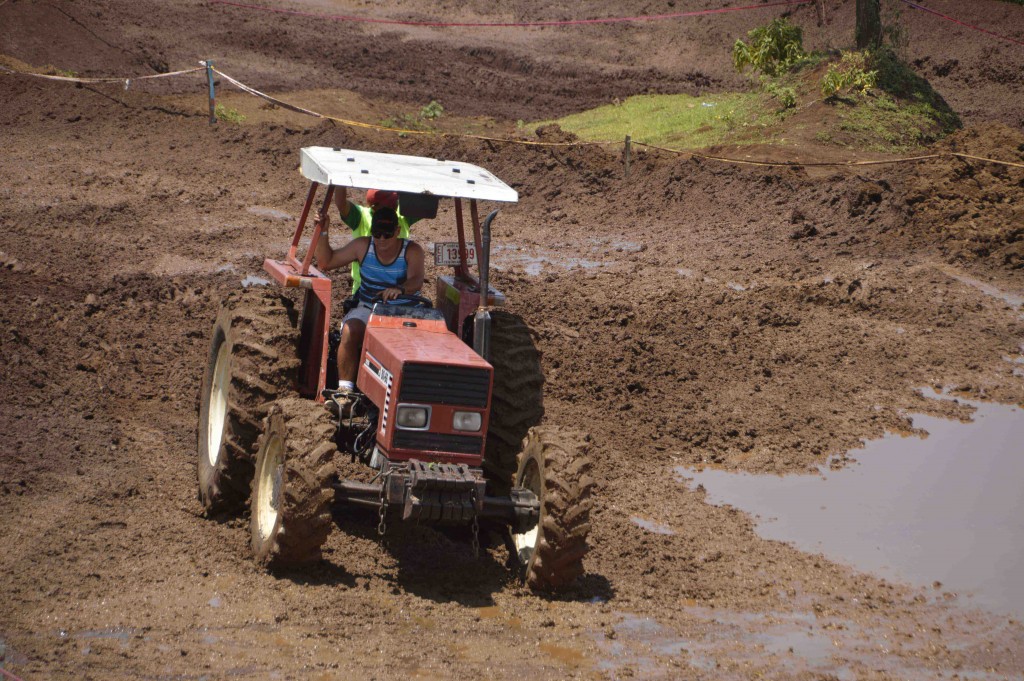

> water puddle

[
  {"left": 246, "top": 206, "right": 292, "bottom": 221},
  {"left": 630, "top": 516, "right": 676, "bottom": 535},
  {"left": 678, "top": 394, "right": 1024, "bottom": 617},
  {"left": 489, "top": 237, "right": 643, "bottom": 276},
  {"left": 594, "top": 609, "right": 1019, "bottom": 680},
  {"left": 539, "top": 642, "right": 587, "bottom": 667},
  {"left": 241, "top": 274, "right": 271, "bottom": 288},
  {"left": 73, "top": 627, "right": 141, "bottom": 643},
  {"left": 940, "top": 267, "right": 1024, "bottom": 311}
]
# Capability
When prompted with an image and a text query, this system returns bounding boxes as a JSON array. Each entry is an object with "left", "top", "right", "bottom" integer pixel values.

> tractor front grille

[
  {"left": 393, "top": 431, "right": 484, "bottom": 455},
  {"left": 399, "top": 363, "right": 490, "bottom": 408}
]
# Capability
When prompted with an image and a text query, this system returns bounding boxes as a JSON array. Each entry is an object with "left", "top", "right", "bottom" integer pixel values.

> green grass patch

[
  {"left": 215, "top": 105, "right": 246, "bottom": 124},
  {"left": 533, "top": 92, "right": 775, "bottom": 150}
]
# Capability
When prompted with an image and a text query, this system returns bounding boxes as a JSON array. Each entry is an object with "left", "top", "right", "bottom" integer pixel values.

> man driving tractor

[
  {"left": 332, "top": 187, "right": 420, "bottom": 294},
  {"left": 312, "top": 204, "right": 426, "bottom": 399}
]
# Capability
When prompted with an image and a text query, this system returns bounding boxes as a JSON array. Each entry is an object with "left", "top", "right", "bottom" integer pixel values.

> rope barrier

[
  {"left": 632, "top": 141, "right": 1024, "bottom": 170},
  {"left": 898, "top": 0, "right": 1024, "bottom": 48},
  {"left": 212, "top": 67, "right": 619, "bottom": 148},
  {"left": 949, "top": 152, "right": 1024, "bottom": 170},
  {"left": 0, "top": 64, "right": 205, "bottom": 86},
  {"left": 210, "top": 0, "right": 813, "bottom": 28}
]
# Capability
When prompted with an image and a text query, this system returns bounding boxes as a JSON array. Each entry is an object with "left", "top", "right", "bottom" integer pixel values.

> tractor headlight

[
  {"left": 396, "top": 405, "right": 429, "bottom": 429},
  {"left": 452, "top": 411, "right": 482, "bottom": 432}
]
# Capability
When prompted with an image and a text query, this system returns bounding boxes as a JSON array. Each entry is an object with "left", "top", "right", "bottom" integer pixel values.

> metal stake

[
  {"left": 624, "top": 135, "right": 632, "bottom": 178},
  {"left": 204, "top": 60, "right": 216, "bottom": 125}
]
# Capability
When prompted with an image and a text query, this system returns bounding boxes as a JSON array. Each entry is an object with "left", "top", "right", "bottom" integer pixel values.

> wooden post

[
  {"left": 204, "top": 60, "right": 216, "bottom": 125},
  {"left": 624, "top": 135, "right": 632, "bottom": 178}
]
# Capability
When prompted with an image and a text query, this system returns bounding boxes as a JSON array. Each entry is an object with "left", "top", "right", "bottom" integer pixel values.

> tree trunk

[{"left": 856, "top": 0, "right": 882, "bottom": 49}]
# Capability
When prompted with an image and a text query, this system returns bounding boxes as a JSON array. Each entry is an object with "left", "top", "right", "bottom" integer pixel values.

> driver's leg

[{"left": 337, "top": 316, "right": 367, "bottom": 388}]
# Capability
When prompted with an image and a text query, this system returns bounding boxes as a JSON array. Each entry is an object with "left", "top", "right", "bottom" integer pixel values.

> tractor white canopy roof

[{"left": 300, "top": 147, "right": 518, "bottom": 203}]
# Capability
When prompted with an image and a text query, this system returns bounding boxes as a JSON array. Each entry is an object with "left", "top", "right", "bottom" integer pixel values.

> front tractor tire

[
  {"left": 197, "top": 290, "right": 299, "bottom": 515},
  {"left": 512, "top": 426, "right": 595, "bottom": 591},
  {"left": 483, "top": 310, "right": 544, "bottom": 494},
  {"left": 250, "top": 398, "right": 337, "bottom": 568}
]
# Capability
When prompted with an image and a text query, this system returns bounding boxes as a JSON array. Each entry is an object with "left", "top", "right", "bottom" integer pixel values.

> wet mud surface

[{"left": 2, "top": 0, "right": 1024, "bottom": 679}]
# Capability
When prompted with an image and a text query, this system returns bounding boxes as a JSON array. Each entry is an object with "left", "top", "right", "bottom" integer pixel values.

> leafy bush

[
  {"left": 215, "top": 105, "right": 245, "bottom": 124},
  {"left": 419, "top": 100, "right": 444, "bottom": 120},
  {"left": 821, "top": 51, "right": 877, "bottom": 98},
  {"left": 733, "top": 18, "right": 807, "bottom": 77},
  {"left": 762, "top": 80, "right": 797, "bottom": 109}
]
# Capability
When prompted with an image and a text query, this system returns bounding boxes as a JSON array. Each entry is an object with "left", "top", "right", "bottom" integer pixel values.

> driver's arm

[
  {"left": 317, "top": 234, "right": 369, "bottom": 272},
  {"left": 333, "top": 187, "right": 352, "bottom": 222}
]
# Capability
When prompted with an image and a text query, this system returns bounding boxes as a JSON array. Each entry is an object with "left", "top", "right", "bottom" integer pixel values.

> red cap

[{"left": 366, "top": 189, "right": 398, "bottom": 209}]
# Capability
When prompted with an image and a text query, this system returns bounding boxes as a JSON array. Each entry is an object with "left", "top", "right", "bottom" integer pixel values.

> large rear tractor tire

[
  {"left": 512, "top": 426, "right": 594, "bottom": 592},
  {"left": 484, "top": 310, "right": 544, "bottom": 494},
  {"left": 250, "top": 398, "right": 337, "bottom": 568},
  {"left": 198, "top": 289, "right": 299, "bottom": 515}
]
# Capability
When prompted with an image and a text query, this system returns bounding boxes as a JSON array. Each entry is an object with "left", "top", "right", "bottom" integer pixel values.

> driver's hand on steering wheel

[{"left": 380, "top": 286, "right": 404, "bottom": 302}]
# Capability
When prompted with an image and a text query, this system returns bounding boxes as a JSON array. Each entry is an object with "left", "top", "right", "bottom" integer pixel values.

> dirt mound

[{"left": 903, "top": 123, "right": 1024, "bottom": 268}]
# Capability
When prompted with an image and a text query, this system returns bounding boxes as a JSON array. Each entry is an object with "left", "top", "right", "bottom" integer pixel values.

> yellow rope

[
  {"left": 950, "top": 152, "right": 1024, "bottom": 170},
  {"left": 0, "top": 64, "right": 205, "bottom": 83},
  {"left": 634, "top": 141, "right": 1024, "bottom": 171}
]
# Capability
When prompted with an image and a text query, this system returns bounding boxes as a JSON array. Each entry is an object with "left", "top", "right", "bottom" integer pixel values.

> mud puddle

[
  {"left": 246, "top": 206, "right": 293, "bottom": 221},
  {"left": 939, "top": 265, "right": 1024, "bottom": 314},
  {"left": 595, "top": 607, "right": 1020, "bottom": 681},
  {"left": 489, "top": 237, "right": 642, "bottom": 275},
  {"left": 677, "top": 394, "right": 1024, "bottom": 617}
]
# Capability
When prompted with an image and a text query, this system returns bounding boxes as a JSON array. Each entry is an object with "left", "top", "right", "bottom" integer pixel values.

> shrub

[
  {"left": 733, "top": 18, "right": 807, "bottom": 77},
  {"left": 821, "top": 51, "right": 877, "bottom": 98},
  {"left": 419, "top": 100, "right": 444, "bottom": 120},
  {"left": 215, "top": 105, "right": 245, "bottom": 124},
  {"left": 763, "top": 80, "right": 797, "bottom": 109}
]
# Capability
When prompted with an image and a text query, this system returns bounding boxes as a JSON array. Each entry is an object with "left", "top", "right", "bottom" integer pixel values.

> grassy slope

[{"left": 532, "top": 49, "right": 961, "bottom": 154}]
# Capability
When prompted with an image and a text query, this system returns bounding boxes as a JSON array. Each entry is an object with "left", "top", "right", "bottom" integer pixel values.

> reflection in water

[{"left": 679, "top": 395, "right": 1024, "bottom": 617}]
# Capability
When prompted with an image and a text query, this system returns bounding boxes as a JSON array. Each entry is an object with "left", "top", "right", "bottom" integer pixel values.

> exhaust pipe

[{"left": 473, "top": 210, "right": 499, "bottom": 361}]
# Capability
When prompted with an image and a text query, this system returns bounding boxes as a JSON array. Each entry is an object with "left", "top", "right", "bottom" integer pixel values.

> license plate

[{"left": 434, "top": 242, "right": 477, "bottom": 266}]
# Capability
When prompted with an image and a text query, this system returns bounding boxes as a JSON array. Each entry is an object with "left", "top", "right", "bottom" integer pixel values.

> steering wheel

[
  {"left": 372, "top": 292, "right": 433, "bottom": 309},
  {"left": 397, "top": 293, "right": 433, "bottom": 309}
]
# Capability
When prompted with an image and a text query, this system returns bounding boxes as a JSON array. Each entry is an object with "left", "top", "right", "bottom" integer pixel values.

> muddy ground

[{"left": 2, "top": 0, "right": 1024, "bottom": 679}]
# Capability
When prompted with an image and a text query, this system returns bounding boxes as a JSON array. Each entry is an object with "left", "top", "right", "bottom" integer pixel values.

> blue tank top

[{"left": 356, "top": 239, "right": 415, "bottom": 306}]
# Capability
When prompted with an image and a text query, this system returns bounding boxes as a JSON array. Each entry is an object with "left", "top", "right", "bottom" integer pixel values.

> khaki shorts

[{"left": 341, "top": 303, "right": 373, "bottom": 329}]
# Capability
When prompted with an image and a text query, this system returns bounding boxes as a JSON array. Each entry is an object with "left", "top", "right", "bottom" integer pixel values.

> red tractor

[{"left": 197, "top": 147, "right": 593, "bottom": 590}]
